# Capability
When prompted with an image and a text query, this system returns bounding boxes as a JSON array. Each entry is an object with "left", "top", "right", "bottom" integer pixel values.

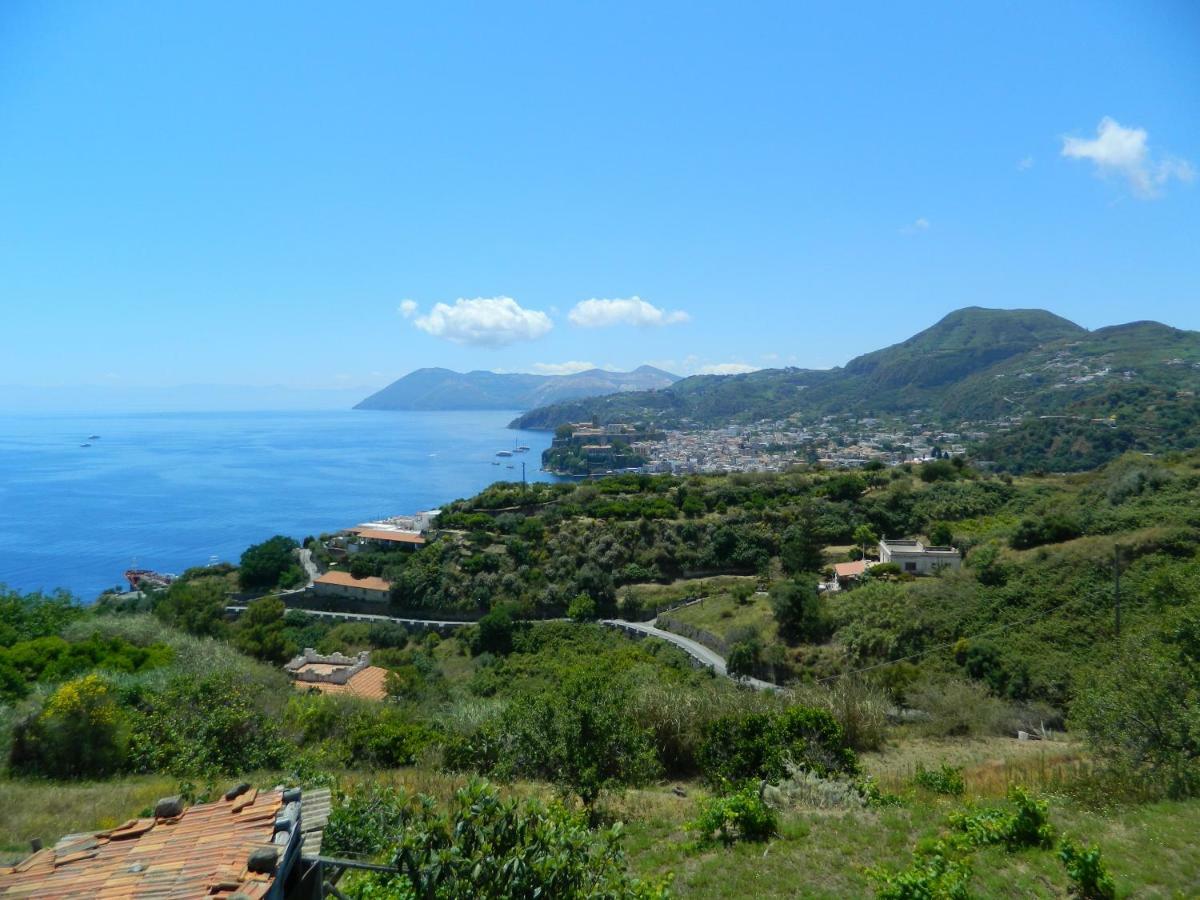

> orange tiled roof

[
  {"left": 0, "top": 789, "right": 287, "bottom": 899},
  {"left": 834, "top": 560, "right": 868, "bottom": 578},
  {"left": 313, "top": 571, "right": 392, "bottom": 592},
  {"left": 350, "top": 528, "right": 425, "bottom": 545},
  {"left": 294, "top": 665, "right": 390, "bottom": 701}
]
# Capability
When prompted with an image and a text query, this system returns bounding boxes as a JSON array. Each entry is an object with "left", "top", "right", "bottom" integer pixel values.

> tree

[
  {"left": 233, "top": 595, "right": 296, "bottom": 662},
  {"left": 781, "top": 523, "right": 824, "bottom": 575},
  {"left": 928, "top": 522, "right": 954, "bottom": 547},
  {"left": 726, "top": 640, "right": 761, "bottom": 679},
  {"left": 1070, "top": 606, "right": 1200, "bottom": 798},
  {"left": 472, "top": 604, "right": 517, "bottom": 655},
  {"left": 238, "top": 535, "right": 300, "bottom": 591},
  {"left": 10, "top": 674, "right": 127, "bottom": 778},
  {"left": 769, "top": 579, "right": 826, "bottom": 643},
  {"left": 327, "top": 781, "right": 669, "bottom": 899},
  {"left": 568, "top": 593, "right": 598, "bottom": 622},
  {"left": 853, "top": 524, "right": 879, "bottom": 560},
  {"left": 154, "top": 577, "right": 228, "bottom": 637}
]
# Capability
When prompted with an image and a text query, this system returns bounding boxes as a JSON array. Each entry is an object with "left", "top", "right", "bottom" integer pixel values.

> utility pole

[
  {"left": 1114, "top": 543, "right": 1121, "bottom": 637},
  {"left": 521, "top": 461, "right": 526, "bottom": 493}
]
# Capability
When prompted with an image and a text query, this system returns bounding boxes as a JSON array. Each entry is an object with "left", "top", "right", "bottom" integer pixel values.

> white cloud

[
  {"left": 412, "top": 296, "right": 553, "bottom": 347},
  {"left": 697, "top": 362, "right": 759, "bottom": 375},
  {"left": 530, "top": 361, "right": 598, "bottom": 375},
  {"left": 568, "top": 296, "right": 690, "bottom": 328},
  {"left": 1018, "top": 156, "right": 1034, "bottom": 171},
  {"left": 398, "top": 299, "right": 418, "bottom": 319},
  {"left": 1062, "top": 116, "right": 1194, "bottom": 198},
  {"left": 900, "top": 217, "right": 930, "bottom": 235}
]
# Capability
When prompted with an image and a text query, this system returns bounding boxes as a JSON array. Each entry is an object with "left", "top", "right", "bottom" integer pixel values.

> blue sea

[{"left": 0, "top": 410, "right": 556, "bottom": 600}]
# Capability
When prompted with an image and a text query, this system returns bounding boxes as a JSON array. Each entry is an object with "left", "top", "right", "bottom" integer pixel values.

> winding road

[{"left": 603, "top": 618, "right": 779, "bottom": 692}]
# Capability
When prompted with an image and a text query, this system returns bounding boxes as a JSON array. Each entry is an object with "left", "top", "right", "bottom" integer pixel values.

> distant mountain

[
  {"left": 510, "top": 308, "right": 1200, "bottom": 455},
  {"left": 354, "top": 366, "right": 679, "bottom": 412}
]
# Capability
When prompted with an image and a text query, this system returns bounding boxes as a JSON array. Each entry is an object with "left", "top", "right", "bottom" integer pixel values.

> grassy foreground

[{"left": 3, "top": 735, "right": 1198, "bottom": 897}]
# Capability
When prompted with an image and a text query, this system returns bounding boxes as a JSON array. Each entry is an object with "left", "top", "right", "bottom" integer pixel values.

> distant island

[{"left": 354, "top": 365, "right": 678, "bottom": 412}]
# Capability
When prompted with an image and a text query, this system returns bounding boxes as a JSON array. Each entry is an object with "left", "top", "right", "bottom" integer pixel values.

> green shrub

[
  {"left": 125, "top": 672, "right": 289, "bottom": 776},
  {"left": 905, "top": 677, "right": 1008, "bottom": 738},
  {"left": 914, "top": 763, "right": 966, "bottom": 796},
  {"left": 948, "top": 786, "right": 1054, "bottom": 851},
  {"left": 10, "top": 674, "right": 128, "bottom": 778},
  {"left": 1059, "top": 838, "right": 1116, "bottom": 899},
  {"left": 447, "top": 669, "right": 659, "bottom": 806},
  {"left": 1070, "top": 605, "right": 1200, "bottom": 799},
  {"left": 471, "top": 604, "right": 518, "bottom": 656},
  {"left": 697, "top": 705, "right": 858, "bottom": 786},
  {"left": 870, "top": 842, "right": 972, "bottom": 900},
  {"left": 568, "top": 593, "right": 598, "bottom": 622},
  {"left": 339, "top": 780, "right": 670, "bottom": 899},
  {"left": 689, "top": 782, "right": 778, "bottom": 846},
  {"left": 324, "top": 783, "right": 409, "bottom": 859},
  {"left": 237, "top": 535, "right": 300, "bottom": 590},
  {"left": 344, "top": 707, "right": 439, "bottom": 768}
]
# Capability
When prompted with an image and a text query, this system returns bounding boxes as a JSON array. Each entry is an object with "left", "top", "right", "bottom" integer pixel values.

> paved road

[
  {"left": 226, "top": 605, "right": 473, "bottom": 630},
  {"left": 296, "top": 548, "right": 319, "bottom": 586},
  {"left": 602, "top": 618, "right": 779, "bottom": 692}
]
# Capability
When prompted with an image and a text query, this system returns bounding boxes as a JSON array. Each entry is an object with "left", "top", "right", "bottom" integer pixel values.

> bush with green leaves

[
  {"left": 324, "top": 783, "right": 410, "bottom": 859},
  {"left": 0, "top": 633, "right": 172, "bottom": 702},
  {"left": 1059, "top": 838, "right": 1116, "bottom": 900},
  {"left": 947, "top": 786, "right": 1054, "bottom": 851},
  {"left": 0, "top": 587, "right": 84, "bottom": 647},
  {"left": 689, "top": 782, "right": 778, "bottom": 847},
  {"left": 333, "top": 780, "right": 670, "bottom": 899},
  {"left": 470, "top": 604, "right": 518, "bottom": 656},
  {"left": 869, "top": 842, "right": 972, "bottom": 900},
  {"left": 567, "top": 592, "right": 598, "bottom": 622},
  {"left": 125, "top": 671, "right": 289, "bottom": 776},
  {"left": 237, "top": 534, "right": 301, "bottom": 590},
  {"left": 914, "top": 763, "right": 966, "bottom": 796},
  {"left": 1070, "top": 604, "right": 1200, "bottom": 799},
  {"left": 343, "top": 707, "right": 439, "bottom": 769},
  {"left": 446, "top": 669, "right": 659, "bottom": 807},
  {"left": 697, "top": 705, "right": 858, "bottom": 786},
  {"left": 9, "top": 674, "right": 129, "bottom": 778}
]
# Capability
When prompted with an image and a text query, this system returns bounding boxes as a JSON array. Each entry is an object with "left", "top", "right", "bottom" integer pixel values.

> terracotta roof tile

[
  {"left": 0, "top": 790, "right": 290, "bottom": 899},
  {"left": 313, "top": 571, "right": 392, "bottom": 592},
  {"left": 293, "top": 665, "right": 390, "bottom": 701}
]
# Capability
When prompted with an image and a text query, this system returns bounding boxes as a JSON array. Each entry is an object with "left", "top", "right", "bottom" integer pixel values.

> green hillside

[{"left": 511, "top": 308, "right": 1200, "bottom": 470}]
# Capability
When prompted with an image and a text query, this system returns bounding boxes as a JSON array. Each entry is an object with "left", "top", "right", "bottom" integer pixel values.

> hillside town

[{"left": 557, "top": 415, "right": 989, "bottom": 475}]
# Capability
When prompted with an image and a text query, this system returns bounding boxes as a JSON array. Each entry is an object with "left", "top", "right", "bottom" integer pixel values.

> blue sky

[{"left": 1, "top": 1, "right": 1197, "bottom": 403}]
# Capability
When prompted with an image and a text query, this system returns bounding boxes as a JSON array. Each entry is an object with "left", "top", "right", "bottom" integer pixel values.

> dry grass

[
  {"left": 0, "top": 775, "right": 177, "bottom": 858},
  {"left": 663, "top": 591, "right": 778, "bottom": 644},
  {"left": 861, "top": 733, "right": 1087, "bottom": 798}
]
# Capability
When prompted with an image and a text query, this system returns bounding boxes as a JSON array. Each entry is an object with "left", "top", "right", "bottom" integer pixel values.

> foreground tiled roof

[
  {"left": 294, "top": 664, "right": 390, "bottom": 701},
  {"left": 0, "top": 788, "right": 287, "bottom": 899}
]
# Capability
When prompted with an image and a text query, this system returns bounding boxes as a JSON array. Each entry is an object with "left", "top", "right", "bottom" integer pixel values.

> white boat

[{"left": 496, "top": 450, "right": 513, "bottom": 457}]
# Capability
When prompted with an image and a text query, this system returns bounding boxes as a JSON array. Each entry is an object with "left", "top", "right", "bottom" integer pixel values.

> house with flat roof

[
  {"left": 312, "top": 570, "right": 391, "bottom": 602},
  {"left": 348, "top": 527, "right": 426, "bottom": 551},
  {"left": 879, "top": 538, "right": 961, "bottom": 575}
]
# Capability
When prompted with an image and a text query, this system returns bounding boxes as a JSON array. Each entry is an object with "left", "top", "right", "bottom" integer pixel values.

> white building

[{"left": 879, "top": 538, "right": 961, "bottom": 575}]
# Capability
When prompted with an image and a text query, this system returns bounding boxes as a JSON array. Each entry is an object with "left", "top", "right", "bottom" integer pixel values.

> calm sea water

[{"left": 0, "top": 410, "right": 556, "bottom": 600}]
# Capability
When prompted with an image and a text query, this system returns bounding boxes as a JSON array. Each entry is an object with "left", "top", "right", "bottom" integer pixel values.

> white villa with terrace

[{"left": 878, "top": 538, "right": 962, "bottom": 574}]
